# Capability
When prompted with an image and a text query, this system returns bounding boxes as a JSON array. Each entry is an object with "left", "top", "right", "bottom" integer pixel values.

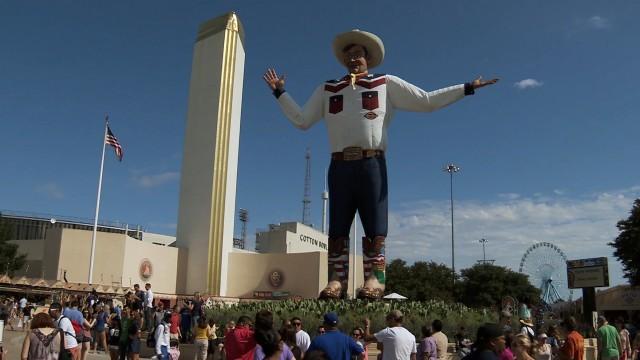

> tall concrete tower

[{"left": 176, "top": 13, "right": 245, "bottom": 296}]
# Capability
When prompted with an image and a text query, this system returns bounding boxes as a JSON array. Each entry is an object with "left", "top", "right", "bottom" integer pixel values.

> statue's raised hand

[
  {"left": 263, "top": 68, "right": 285, "bottom": 91},
  {"left": 472, "top": 76, "right": 499, "bottom": 90}
]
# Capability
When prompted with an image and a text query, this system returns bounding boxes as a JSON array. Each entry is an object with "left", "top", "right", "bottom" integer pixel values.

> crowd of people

[
  {"left": 3, "top": 289, "right": 640, "bottom": 360},
  {"left": 465, "top": 312, "right": 640, "bottom": 360},
  {"left": 0, "top": 283, "right": 216, "bottom": 360}
]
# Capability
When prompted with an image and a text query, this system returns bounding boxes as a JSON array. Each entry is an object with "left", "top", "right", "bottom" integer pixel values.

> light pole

[
  {"left": 479, "top": 238, "right": 488, "bottom": 263},
  {"left": 443, "top": 163, "right": 460, "bottom": 289}
]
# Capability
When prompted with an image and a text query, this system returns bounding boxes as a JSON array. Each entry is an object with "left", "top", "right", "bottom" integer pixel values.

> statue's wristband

[
  {"left": 464, "top": 83, "right": 475, "bottom": 95},
  {"left": 273, "top": 88, "right": 286, "bottom": 98}
]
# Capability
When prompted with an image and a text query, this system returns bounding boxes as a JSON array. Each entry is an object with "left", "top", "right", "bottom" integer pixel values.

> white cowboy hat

[
  {"left": 520, "top": 318, "right": 534, "bottom": 327},
  {"left": 333, "top": 29, "right": 385, "bottom": 69}
]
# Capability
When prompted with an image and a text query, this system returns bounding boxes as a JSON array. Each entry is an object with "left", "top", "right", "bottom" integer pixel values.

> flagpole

[{"left": 89, "top": 116, "right": 109, "bottom": 284}]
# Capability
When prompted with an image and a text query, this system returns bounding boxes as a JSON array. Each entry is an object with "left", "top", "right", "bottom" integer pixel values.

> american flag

[{"left": 106, "top": 125, "right": 123, "bottom": 161}]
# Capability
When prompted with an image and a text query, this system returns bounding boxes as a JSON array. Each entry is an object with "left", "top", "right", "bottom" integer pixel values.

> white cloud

[
  {"left": 36, "top": 183, "right": 64, "bottom": 199},
  {"left": 588, "top": 16, "right": 610, "bottom": 29},
  {"left": 514, "top": 79, "right": 543, "bottom": 90},
  {"left": 498, "top": 193, "right": 520, "bottom": 200},
  {"left": 386, "top": 186, "right": 640, "bottom": 290},
  {"left": 133, "top": 171, "right": 179, "bottom": 188}
]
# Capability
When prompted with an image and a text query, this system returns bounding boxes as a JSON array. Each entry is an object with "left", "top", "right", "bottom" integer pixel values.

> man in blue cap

[{"left": 307, "top": 312, "right": 364, "bottom": 360}]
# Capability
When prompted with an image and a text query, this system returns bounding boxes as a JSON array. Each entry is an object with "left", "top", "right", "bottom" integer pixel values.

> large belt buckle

[{"left": 342, "top": 146, "right": 363, "bottom": 161}]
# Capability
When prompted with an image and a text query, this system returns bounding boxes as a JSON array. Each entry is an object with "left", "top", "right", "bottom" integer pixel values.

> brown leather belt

[{"left": 331, "top": 147, "right": 385, "bottom": 161}]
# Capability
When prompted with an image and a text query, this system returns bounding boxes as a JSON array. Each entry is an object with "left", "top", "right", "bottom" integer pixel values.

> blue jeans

[
  {"left": 191, "top": 315, "right": 200, "bottom": 330},
  {"left": 160, "top": 345, "right": 169, "bottom": 360},
  {"left": 328, "top": 156, "right": 388, "bottom": 238}
]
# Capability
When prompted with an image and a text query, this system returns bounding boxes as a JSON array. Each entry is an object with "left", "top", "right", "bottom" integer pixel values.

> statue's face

[{"left": 343, "top": 44, "right": 368, "bottom": 74}]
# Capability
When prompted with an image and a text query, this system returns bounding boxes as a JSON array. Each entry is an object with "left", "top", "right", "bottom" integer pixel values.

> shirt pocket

[
  {"left": 329, "top": 95, "right": 343, "bottom": 114},
  {"left": 361, "top": 91, "right": 379, "bottom": 110}
]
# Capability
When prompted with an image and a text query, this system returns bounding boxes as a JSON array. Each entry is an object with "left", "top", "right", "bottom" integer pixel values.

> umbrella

[{"left": 383, "top": 292, "right": 408, "bottom": 300}]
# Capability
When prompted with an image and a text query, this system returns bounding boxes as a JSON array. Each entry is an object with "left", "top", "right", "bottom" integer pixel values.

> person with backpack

[
  {"left": 62, "top": 301, "right": 91, "bottom": 360},
  {"left": 49, "top": 302, "right": 79, "bottom": 360},
  {"left": 519, "top": 318, "right": 535, "bottom": 343},
  {"left": 108, "top": 316, "right": 121, "bottom": 360}
]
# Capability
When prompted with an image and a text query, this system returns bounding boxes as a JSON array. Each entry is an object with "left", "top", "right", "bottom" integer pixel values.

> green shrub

[{"left": 203, "top": 299, "right": 495, "bottom": 338}]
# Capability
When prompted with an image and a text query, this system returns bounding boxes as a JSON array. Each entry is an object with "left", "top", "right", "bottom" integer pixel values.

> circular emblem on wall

[
  {"left": 268, "top": 270, "right": 284, "bottom": 288},
  {"left": 139, "top": 259, "right": 153, "bottom": 280}
]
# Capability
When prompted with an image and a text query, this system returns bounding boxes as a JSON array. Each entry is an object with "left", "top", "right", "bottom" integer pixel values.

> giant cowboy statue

[{"left": 263, "top": 29, "right": 498, "bottom": 300}]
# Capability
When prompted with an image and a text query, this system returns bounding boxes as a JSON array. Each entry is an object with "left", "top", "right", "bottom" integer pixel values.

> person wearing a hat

[
  {"left": 306, "top": 312, "right": 364, "bottom": 360},
  {"left": 264, "top": 29, "right": 498, "bottom": 300},
  {"left": 532, "top": 333, "right": 551, "bottom": 360},
  {"left": 519, "top": 318, "right": 535, "bottom": 342},
  {"left": 462, "top": 323, "right": 506, "bottom": 360}
]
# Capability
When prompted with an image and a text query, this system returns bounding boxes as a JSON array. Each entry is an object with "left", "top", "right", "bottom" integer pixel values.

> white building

[{"left": 255, "top": 222, "right": 328, "bottom": 254}]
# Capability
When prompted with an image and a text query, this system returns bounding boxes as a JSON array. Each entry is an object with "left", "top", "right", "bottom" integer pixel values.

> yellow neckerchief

[{"left": 343, "top": 72, "right": 369, "bottom": 89}]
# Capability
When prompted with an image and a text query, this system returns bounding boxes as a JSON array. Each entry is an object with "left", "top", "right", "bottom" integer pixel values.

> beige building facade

[
  {"left": 8, "top": 216, "right": 365, "bottom": 299},
  {"left": 12, "top": 227, "right": 180, "bottom": 294}
]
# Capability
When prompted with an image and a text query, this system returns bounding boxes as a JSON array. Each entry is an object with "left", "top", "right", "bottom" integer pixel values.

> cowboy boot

[
  {"left": 319, "top": 236, "right": 350, "bottom": 299},
  {"left": 358, "top": 235, "right": 386, "bottom": 300}
]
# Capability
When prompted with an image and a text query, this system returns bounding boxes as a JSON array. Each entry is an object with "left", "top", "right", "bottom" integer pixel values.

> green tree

[
  {"left": 609, "top": 198, "right": 640, "bottom": 285},
  {"left": 408, "top": 261, "right": 455, "bottom": 302},
  {"left": 0, "top": 221, "right": 27, "bottom": 276},
  {"left": 458, "top": 264, "right": 540, "bottom": 308},
  {"left": 386, "top": 259, "right": 412, "bottom": 296},
  {"left": 386, "top": 259, "right": 455, "bottom": 301}
]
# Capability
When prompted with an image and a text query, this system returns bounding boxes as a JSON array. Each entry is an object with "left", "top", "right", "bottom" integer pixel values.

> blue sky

[{"left": 1, "top": 1, "right": 638, "bottom": 291}]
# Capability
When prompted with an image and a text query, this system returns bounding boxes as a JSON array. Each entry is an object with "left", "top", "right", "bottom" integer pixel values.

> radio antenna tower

[
  {"left": 237, "top": 208, "right": 248, "bottom": 249},
  {"left": 302, "top": 147, "right": 312, "bottom": 225},
  {"left": 321, "top": 168, "right": 329, "bottom": 234}
]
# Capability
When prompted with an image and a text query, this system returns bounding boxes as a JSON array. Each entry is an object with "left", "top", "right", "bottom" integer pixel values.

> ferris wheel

[{"left": 519, "top": 242, "right": 573, "bottom": 304}]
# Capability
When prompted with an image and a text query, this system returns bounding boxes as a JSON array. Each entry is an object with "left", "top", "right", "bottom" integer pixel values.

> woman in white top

[{"left": 532, "top": 333, "right": 552, "bottom": 360}]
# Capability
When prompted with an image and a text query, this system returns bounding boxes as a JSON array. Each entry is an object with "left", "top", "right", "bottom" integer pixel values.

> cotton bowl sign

[{"left": 566, "top": 257, "right": 609, "bottom": 289}]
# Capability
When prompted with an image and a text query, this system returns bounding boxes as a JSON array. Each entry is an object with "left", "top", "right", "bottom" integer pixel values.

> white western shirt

[
  {"left": 145, "top": 290, "right": 154, "bottom": 308},
  {"left": 276, "top": 74, "right": 470, "bottom": 152}
]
